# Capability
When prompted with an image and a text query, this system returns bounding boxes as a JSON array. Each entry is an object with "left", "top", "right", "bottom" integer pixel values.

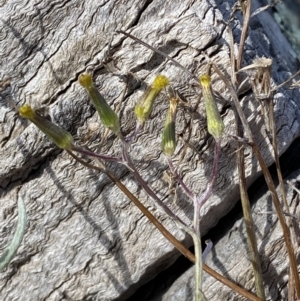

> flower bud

[
  {"left": 199, "top": 75, "right": 224, "bottom": 139},
  {"left": 135, "top": 75, "right": 169, "bottom": 124},
  {"left": 78, "top": 73, "right": 120, "bottom": 134},
  {"left": 161, "top": 97, "right": 178, "bottom": 156},
  {"left": 19, "top": 105, "right": 74, "bottom": 150}
]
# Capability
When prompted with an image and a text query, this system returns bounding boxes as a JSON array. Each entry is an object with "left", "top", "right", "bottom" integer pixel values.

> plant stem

[
  {"left": 121, "top": 142, "right": 188, "bottom": 226},
  {"left": 182, "top": 226, "right": 205, "bottom": 301},
  {"left": 267, "top": 96, "right": 299, "bottom": 298},
  {"left": 72, "top": 145, "right": 123, "bottom": 162},
  {"left": 191, "top": 138, "right": 221, "bottom": 237},
  {"left": 125, "top": 122, "right": 142, "bottom": 143},
  {"left": 167, "top": 157, "right": 195, "bottom": 200},
  {"left": 237, "top": 0, "right": 252, "bottom": 71},
  {"left": 253, "top": 145, "right": 300, "bottom": 297},
  {"left": 196, "top": 138, "right": 221, "bottom": 210},
  {"left": 168, "top": 136, "right": 221, "bottom": 300},
  {"left": 267, "top": 97, "right": 290, "bottom": 216},
  {"left": 117, "top": 30, "right": 198, "bottom": 83},
  {"left": 236, "top": 117, "right": 266, "bottom": 300},
  {"left": 67, "top": 150, "right": 263, "bottom": 301},
  {"left": 213, "top": 62, "right": 300, "bottom": 298},
  {"left": 272, "top": 68, "right": 300, "bottom": 91},
  {"left": 67, "top": 150, "right": 192, "bottom": 259}
]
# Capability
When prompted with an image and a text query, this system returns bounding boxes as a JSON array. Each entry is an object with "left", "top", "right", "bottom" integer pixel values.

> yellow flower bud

[
  {"left": 199, "top": 74, "right": 224, "bottom": 139},
  {"left": 79, "top": 73, "right": 120, "bottom": 134},
  {"left": 135, "top": 75, "right": 169, "bottom": 124},
  {"left": 162, "top": 97, "right": 178, "bottom": 156},
  {"left": 19, "top": 105, "right": 74, "bottom": 149}
]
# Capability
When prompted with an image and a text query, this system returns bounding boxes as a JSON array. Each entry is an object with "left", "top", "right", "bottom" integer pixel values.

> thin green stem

[
  {"left": 193, "top": 230, "right": 204, "bottom": 301},
  {"left": 178, "top": 225, "right": 205, "bottom": 301}
]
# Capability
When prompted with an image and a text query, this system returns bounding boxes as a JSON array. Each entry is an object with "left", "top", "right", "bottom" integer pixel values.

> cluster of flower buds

[{"left": 19, "top": 73, "right": 224, "bottom": 156}]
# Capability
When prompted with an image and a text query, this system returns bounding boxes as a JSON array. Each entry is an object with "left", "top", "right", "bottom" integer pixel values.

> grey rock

[{"left": 0, "top": 0, "right": 300, "bottom": 300}]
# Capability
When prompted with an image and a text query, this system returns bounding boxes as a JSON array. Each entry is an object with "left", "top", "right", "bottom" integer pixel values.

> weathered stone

[{"left": 0, "top": 0, "right": 299, "bottom": 300}]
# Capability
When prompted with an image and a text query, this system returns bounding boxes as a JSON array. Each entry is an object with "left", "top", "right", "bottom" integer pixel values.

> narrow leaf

[{"left": 0, "top": 198, "right": 27, "bottom": 271}]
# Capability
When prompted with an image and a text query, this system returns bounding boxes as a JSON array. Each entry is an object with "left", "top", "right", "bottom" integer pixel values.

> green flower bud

[
  {"left": 135, "top": 75, "right": 169, "bottom": 124},
  {"left": 19, "top": 105, "right": 74, "bottom": 150},
  {"left": 162, "top": 97, "right": 178, "bottom": 156},
  {"left": 79, "top": 73, "right": 120, "bottom": 134},
  {"left": 199, "top": 75, "right": 225, "bottom": 139}
]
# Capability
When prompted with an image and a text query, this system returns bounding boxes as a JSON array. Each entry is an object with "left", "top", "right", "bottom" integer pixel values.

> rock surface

[{"left": 0, "top": 0, "right": 300, "bottom": 300}]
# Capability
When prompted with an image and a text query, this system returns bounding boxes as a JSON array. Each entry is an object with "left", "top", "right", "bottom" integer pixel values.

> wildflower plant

[
  {"left": 3, "top": 66, "right": 268, "bottom": 300},
  {"left": 1, "top": 0, "right": 300, "bottom": 300}
]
